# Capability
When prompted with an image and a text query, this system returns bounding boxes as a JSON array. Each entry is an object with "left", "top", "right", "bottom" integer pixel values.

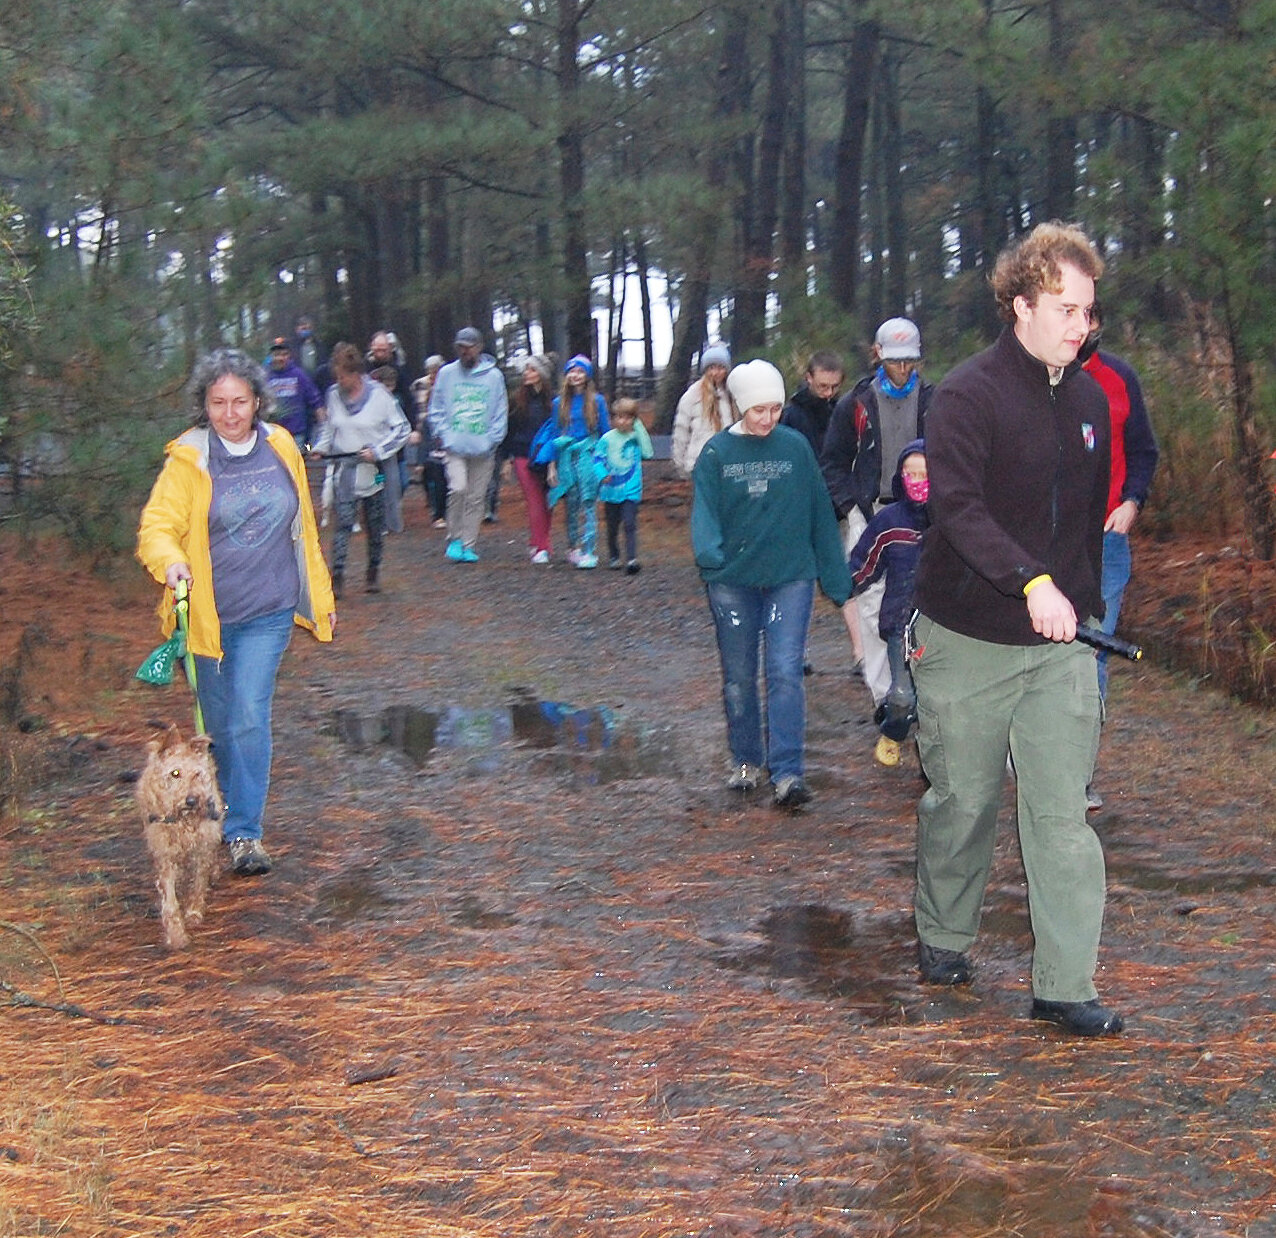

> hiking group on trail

[{"left": 136, "top": 220, "right": 1158, "bottom": 1038}]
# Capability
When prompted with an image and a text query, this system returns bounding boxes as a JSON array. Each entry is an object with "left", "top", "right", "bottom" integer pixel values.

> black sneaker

[
  {"left": 918, "top": 942, "right": 972, "bottom": 986},
  {"left": 625, "top": 560, "right": 641, "bottom": 575},
  {"left": 1031, "top": 997, "right": 1124, "bottom": 1036},
  {"left": 228, "top": 837, "right": 272, "bottom": 876}
]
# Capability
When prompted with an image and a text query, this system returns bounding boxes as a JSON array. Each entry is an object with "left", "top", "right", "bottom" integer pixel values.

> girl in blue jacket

[{"left": 532, "top": 355, "right": 609, "bottom": 569}]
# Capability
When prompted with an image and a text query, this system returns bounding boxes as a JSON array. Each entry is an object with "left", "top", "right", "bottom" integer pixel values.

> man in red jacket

[{"left": 1080, "top": 312, "right": 1160, "bottom": 809}]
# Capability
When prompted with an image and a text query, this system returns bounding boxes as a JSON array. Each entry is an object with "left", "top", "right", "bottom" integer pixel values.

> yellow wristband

[{"left": 1023, "top": 574, "right": 1053, "bottom": 597}]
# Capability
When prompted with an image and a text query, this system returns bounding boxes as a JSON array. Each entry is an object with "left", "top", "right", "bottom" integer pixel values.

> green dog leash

[{"left": 172, "top": 579, "right": 206, "bottom": 736}]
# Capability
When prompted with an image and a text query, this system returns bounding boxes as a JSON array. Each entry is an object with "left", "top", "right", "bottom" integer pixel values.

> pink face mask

[{"left": 903, "top": 476, "right": 929, "bottom": 504}]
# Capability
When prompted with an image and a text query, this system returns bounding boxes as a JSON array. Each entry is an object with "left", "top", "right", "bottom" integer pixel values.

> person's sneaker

[
  {"left": 726, "top": 762, "right": 762, "bottom": 792},
  {"left": 483, "top": 512, "right": 498, "bottom": 524},
  {"left": 1085, "top": 784, "right": 1104, "bottom": 811},
  {"left": 772, "top": 775, "right": 812, "bottom": 807},
  {"left": 625, "top": 560, "right": 641, "bottom": 575},
  {"left": 460, "top": 547, "right": 480, "bottom": 563},
  {"left": 576, "top": 553, "right": 598, "bottom": 569},
  {"left": 228, "top": 837, "right": 272, "bottom": 876},
  {"left": 445, "top": 539, "right": 465, "bottom": 562},
  {"left": 351, "top": 522, "right": 362, "bottom": 534},
  {"left": 531, "top": 549, "right": 550, "bottom": 565},
  {"left": 567, "top": 548, "right": 583, "bottom": 567},
  {"left": 918, "top": 942, "right": 972, "bottom": 986},
  {"left": 609, "top": 557, "right": 623, "bottom": 570},
  {"left": 431, "top": 517, "right": 448, "bottom": 529},
  {"left": 874, "top": 735, "right": 901, "bottom": 767},
  {"left": 1031, "top": 997, "right": 1124, "bottom": 1037}
]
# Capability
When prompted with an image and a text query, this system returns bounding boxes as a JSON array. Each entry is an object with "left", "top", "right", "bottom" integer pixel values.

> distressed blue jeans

[
  {"left": 194, "top": 606, "right": 295, "bottom": 843},
  {"left": 705, "top": 578, "right": 814, "bottom": 781}
]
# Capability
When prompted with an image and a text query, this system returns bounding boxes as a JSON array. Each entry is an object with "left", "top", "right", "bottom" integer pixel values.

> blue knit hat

[
  {"left": 700, "top": 344, "right": 731, "bottom": 373},
  {"left": 564, "top": 354, "right": 594, "bottom": 379}
]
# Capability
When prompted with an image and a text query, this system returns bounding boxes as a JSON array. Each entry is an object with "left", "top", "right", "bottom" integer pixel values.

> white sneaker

[
  {"left": 576, "top": 553, "right": 598, "bottom": 569},
  {"left": 567, "top": 549, "right": 582, "bottom": 566},
  {"left": 531, "top": 550, "right": 550, "bottom": 565}
]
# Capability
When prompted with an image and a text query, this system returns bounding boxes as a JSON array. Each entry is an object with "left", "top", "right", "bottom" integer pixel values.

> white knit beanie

[{"left": 727, "top": 360, "right": 786, "bottom": 413}]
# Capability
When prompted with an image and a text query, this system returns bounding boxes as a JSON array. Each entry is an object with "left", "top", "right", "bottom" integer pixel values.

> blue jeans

[
  {"left": 880, "top": 632, "right": 917, "bottom": 741},
  {"left": 1097, "top": 529, "right": 1132, "bottom": 699},
  {"left": 705, "top": 578, "right": 814, "bottom": 780},
  {"left": 194, "top": 607, "right": 295, "bottom": 843}
]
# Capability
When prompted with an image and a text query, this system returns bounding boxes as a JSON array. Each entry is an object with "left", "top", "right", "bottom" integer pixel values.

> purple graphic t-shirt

[{"left": 208, "top": 430, "right": 301, "bottom": 624}]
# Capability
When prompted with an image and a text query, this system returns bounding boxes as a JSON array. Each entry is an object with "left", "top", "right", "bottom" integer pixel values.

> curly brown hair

[{"left": 989, "top": 222, "right": 1104, "bottom": 323}]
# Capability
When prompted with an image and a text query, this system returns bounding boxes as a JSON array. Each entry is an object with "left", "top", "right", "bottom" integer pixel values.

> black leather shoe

[
  {"left": 918, "top": 942, "right": 972, "bottom": 986},
  {"left": 1031, "top": 998, "right": 1124, "bottom": 1036}
]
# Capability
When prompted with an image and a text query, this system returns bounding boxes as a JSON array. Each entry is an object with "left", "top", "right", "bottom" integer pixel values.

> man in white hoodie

[{"left": 427, "top": 326, "right": 509, "bottom": 562}]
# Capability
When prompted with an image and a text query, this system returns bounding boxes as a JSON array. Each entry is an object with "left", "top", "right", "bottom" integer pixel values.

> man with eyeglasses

[
  {"left": 779, "top": 350, "right": 844, "bottom": 460},
  {"left": 909, "top": 222, "right": 1123, "bottom": 1037}
]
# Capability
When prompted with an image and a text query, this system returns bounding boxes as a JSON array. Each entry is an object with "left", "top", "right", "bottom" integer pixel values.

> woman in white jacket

[
  {"left": 311, "top": 342, "right": 411, "bottom": 597},
  {"left": 671, "top": 345, "right": 735, "bottom": 477}
]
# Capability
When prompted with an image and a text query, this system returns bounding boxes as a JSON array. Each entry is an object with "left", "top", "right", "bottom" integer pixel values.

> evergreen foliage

[{"left": 0, "top": 0, "right": 1272, "bottom": 554}]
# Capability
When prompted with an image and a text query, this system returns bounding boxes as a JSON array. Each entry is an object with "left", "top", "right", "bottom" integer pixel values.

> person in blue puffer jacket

[{"left": 531, "top": 355, "right": 609, "bottom": 569}]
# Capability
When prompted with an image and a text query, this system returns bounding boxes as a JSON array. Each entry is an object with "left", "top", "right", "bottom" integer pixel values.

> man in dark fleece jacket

[
  {"left": 910, "top": 222, "right": 1123, "bottom": 1039},
  {"left": 779, "top": 351, "right": 843, "bottom": 459}
]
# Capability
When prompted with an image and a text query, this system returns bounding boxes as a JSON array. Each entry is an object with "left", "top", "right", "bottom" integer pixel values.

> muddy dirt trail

[{"left": 2, "top": 471, "right": 1275, "bottom": 1237}]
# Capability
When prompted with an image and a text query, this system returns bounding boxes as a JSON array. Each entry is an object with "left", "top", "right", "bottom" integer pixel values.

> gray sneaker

[
  {"left": 1085, "top": 784, "right": 1104, "bottom": 811},
  {"left": 726, "top": 762, "right": 762, "bottom": 792},
  {"left": 228, "top": 837, "right": 272, "bottom": 876},
  {"left": 771, "top": 775, "right": 812, "bottom": 807}
]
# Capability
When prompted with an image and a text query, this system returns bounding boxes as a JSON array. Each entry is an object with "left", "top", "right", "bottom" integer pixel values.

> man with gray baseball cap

[
  {"left": 821, "top": 317, "right": 934, "bottom": 722},
  {"left": 427, "top": 327, "right": 508, "bottom": 562}
]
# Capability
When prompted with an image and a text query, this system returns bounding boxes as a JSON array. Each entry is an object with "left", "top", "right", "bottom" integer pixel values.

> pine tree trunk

[
  {"left": 557, "top": 0, "right": 593, "bottom": 358},
  {"left": 658, "top": 3, "right": 748, "bottom": 426},
  {"left": 828, "top": 19, "right": 879, "bottom": 313},
  {"left": 778, "top": 0, "right": 807, "bottom": 297},
  {"left": 1041, "top": 0, "right": 1077, "bottom": 222},
  {"left": 732, "top": 0, "right": 790, "bottom": 355},
  {"left": 880, "top": 49, "right": 907, "bottom": 316}
]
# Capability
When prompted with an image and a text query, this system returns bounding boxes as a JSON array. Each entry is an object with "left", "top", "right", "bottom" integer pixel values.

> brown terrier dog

[{"left": 137, "top": 725, "right": 224, "bottom": 950}]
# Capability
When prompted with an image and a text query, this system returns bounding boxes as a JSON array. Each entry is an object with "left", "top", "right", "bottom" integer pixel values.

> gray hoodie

[{"left": 427, "top": 353, "right": 509, "bottom": 457}]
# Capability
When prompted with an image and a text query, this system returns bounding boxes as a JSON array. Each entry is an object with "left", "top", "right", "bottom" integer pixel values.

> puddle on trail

[
  {"left": 332, "top": 687, "right": 677, "bottom": 781},
  {"left": 714, "top": 903, "right": 923, "bottom": 1026}
]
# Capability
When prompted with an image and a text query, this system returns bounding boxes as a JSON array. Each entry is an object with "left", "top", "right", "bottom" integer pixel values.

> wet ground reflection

[
  {"left": 332, "top": 686, "right": 677, "bottom": 780},
  {"left": 713, "top": 903, "right": 921, "bottom": 1026}
]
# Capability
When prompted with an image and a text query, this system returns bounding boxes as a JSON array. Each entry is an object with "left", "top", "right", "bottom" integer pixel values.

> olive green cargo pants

[{"left": 911, "top": 614, "right": 1107, "bottom": 1003}]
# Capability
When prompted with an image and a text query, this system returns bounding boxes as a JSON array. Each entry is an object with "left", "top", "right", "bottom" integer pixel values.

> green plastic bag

[{"left": 135, "top": 629, "right": 186, "bottom": 685}]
